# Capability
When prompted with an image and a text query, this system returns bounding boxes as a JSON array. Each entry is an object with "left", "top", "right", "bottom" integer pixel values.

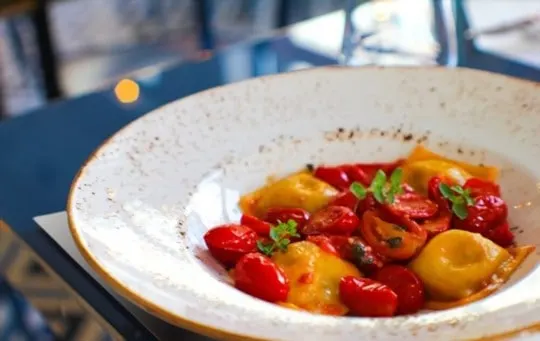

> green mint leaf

[
  {"left": 386, "top": 192, "right": 395, "bottom": 204},
  {"left": 370, "top": 170, "right": 387, "bottom": 192},
  {"left": 283, "top": 219, "right": 299, "bottom": 237},
  {"left": 452, "top": 202, "right": 468, "bottom": 220},
  {"left": 451, "top": 185, "right": 465, "bottom": 195},
  {"left": 386, "top": 237, "right": 403, "bottom": 248},
  {"left": 372, "top": 186, "right": 385, "bottom": 204},
  {"left": 439, "top": 183, "right": 454, "bottom": 199},
  {"left": 463, "top": 189, "right": 474, "bottom": 206},
  {"left": 257, "top": 240, "right": 274, "bottom": 256},
  {"left": 350, "top": 182, "right": 367, "bottom": 200},
  {"left": 390, "top": 168, "right": 403, "bottom": 191},
  {"left": 269, "top": 227, "right": 280, "bottom": 241}
]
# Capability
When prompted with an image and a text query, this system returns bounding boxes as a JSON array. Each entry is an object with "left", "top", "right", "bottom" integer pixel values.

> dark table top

[{"left": 1, "top": 7, "right": 539, "bottom": 340}]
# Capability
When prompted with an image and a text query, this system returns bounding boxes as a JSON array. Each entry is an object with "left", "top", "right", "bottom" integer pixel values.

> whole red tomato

[
  {"left": 328, "top": 191, "right": 376, "bottom": 217},
  {"left": 234, "top": 253, "right": 289, "bottom": 302},
  {"left": 373, "top": 265, "right": 425, "bottom": 315},
  {"left": 385, "top": 193, "right": 438, "bottom": 219},
  {"left": 483, "top": 221, "right": 515, "bottom": 247},
  {"left": 328, "top": 190, "right": 358, "bottom": 211},
  {"left": 264, "top": 207, "right": 310, "bottom": 230},
  {"left": 302, "top": 206, "right": 360, "bottom": 236},
  {"left": 345, "top": 160, "right": 404, "bottom": 186},
  {"left": 339, "top": 276, "right": 397, "bottom": 317},
  {"left": 453, "top": 194, "right": 508, "bottom": 234},
  {"left": 204, "top": 224, "right": 258, "bottom": 266},
  {"left": 306, "top": 235, "right": 341, "bottom": 257},
  {"left": 313, "top": 166, "right": 350, "bottom": 190},
  {"left": 356, "top": 193, "right": 377, "bottom": 217},
  {"left": 240, "top": 214, "right": 271, "bottom": 236},
  {"left": 427, "top": 176, "right": 451, "bottom": 210},
  {"left": 464, "top": 178, "right": 501, "bottom": 197}
]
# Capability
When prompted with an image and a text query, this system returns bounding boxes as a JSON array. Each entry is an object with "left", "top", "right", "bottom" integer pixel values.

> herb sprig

[
  {"left": 438, "top": 183, "right": 474, "bottom": 219},
  {"left": 257, "top": 219, "right": 300, "bottom": 256},
  {"left": 349, "top": 168, "right": 404, "bottom": 204}
]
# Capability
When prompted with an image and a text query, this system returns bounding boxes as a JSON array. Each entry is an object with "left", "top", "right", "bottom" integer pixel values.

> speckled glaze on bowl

[{"left": 68, "top": 67, "right": 540, "bottom": 341}]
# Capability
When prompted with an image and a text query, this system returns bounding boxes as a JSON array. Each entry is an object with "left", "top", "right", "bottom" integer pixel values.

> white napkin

[{"left": 33, "top": 212, "right": 211, "bottom": 341}]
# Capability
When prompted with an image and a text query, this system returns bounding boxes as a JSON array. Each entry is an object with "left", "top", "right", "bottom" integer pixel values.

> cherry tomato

[
  {"left": 343, "top": 165, "right": 371, "bottom": 186},
  {"left": 401, "top": 183, "right": 415, "bottom": 194},
  {"left": 329, "top": 190, "right": 358, "bottom": 211},
  {"left": 464, "top": 178, "right": 501, "bottom": 197},
  {"left": 420, "top": 211, "right": 452, "bottom": 238},
  {"left": 346, "top": 160, "right": 404, "bottom": 185},
  {"left": 385, "top": 193, "right": 438, "bottom": 219},
  {"left": 306, "top": 235, "right": 341, "bottom": 257},
  {"left": 328, "top": 191, "right": 376, "bottom": 217},
  {"left": 483, "top": 221, "right": 514, "bottom": 247},
  {"left": 373, "top": 265, "right": 425, "bottom": 315},
  {"left": 234, "top": 253, "right": 289, "bottom": 302},
  {"left": 361, "top": 210, "right": 427, "bottom": 260},
  {"left": 264, "top": 207, "right": 310, "bottom": 230},
  {"left": 302, "top": 206, "right": 361, "bottom": 236},
  {"left": 345, "top": 237, "right": 386, "bottom": 274},
  {"left": 313, "top": 166, "right": 350, "bottom": 190},
  {"left": 204, "top": 224, "right": 258, "bottom": 266},
  {"left": 240, "top": 214, "right": 271, "bottom": 236},
  {"left": 339, "top": 276, "right": 398, "bottom": 317},
  {"left": 427, "top": 176, "right": 450, "bottom": 210},
  {"left": 356, "top": 193, "right": 377, "bottom": 217},
  {"left": 306, "top": 235, "right": 385, "bottom": 273},
  {"left": 453, "top": 194, "right": 508, "bottom": 234}
]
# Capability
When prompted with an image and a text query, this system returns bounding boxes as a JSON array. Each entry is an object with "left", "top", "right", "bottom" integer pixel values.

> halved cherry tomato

[
  {"left": 420, "top": 211, "right": 452, "bottom": 238},
  {"left": 307, "top": 235, "right": 385, "bottom": 273},
  {"left": 360, "top": 210, "right": 427, "bottom": 260},
  {"left": 302, "top": 206, "right": 360, "bottom": 236},
  {"left": 345, "top": 237, "right": 386, "bottom": 274},
  {"left": 385, "top": 193, "right": 438, "bottom": 219},
  {"left": 453, "top": 194, "right": 508, "bottom": 234},
  {"left": 240, "top": 214, "right": 271, "bottom": 236},
  {"left": 373, "top": 265, "right": 425, "bottom": 315},
  {"left": 313, "top": 166, "right": 350, "bottom": 190},
  {"left": 339, "top": 276, "right": 398, "bottom": 317},
  {"left": 328, "top": 190, "right": 358, "bottom": 211},
  {"left": 483, "top": 221, "right": 514, "bottom": 247},
  {"left": 204, "top": 224, "right": 258, "bottom": 266},
  {"left": 464, "top": 178, "right": 501, "bottom": 197},
  {"left": 264, "top": 207, "right": 310, "bottom": 230},
  {"left": 234, "top": 253, "right": 289, "bottom": 302}
]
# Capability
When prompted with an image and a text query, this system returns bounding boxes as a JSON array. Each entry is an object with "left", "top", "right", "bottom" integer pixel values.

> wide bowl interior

[{"left": 68, "top": 67, "right": 540, "bottom": 341}]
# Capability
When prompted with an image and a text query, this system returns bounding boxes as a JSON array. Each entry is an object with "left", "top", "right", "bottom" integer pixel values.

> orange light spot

[{"left": 114, "top": 79, "right": 140, "bottom": 104}]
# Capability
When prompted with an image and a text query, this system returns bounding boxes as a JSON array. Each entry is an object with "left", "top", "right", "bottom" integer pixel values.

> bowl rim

[{"left": 67, "top": 65, "right": 540, "bottom": 341}]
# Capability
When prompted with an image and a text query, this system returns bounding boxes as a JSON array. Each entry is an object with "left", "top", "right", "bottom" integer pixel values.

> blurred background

[
  {"left": 0, "top": 0, "right": 539, "bottom": 340},
  {"left": 0, "top": 0, "right": 352, "bottom": 117}
]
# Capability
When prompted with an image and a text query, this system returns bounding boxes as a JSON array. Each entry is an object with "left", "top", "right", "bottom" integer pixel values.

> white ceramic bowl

[{"left": 68, "top": 67, "right": 540, "bottom": 340}]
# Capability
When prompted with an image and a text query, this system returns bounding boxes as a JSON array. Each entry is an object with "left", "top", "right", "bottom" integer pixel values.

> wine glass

[{"left": 340, "top": 0, "right": 458, "bottom": 67}]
